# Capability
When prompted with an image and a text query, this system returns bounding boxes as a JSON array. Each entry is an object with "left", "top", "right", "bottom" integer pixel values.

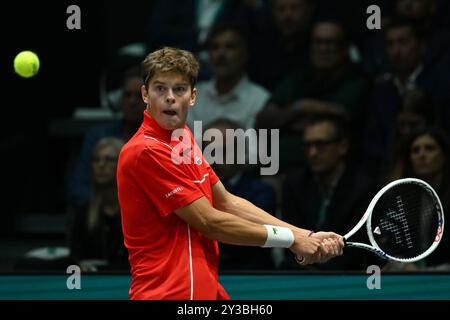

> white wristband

[{"left": 262, "top": 225, "right": 295, "bottom": 248}]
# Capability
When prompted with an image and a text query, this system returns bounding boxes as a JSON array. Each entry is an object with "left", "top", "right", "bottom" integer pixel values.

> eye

[
  {"left": 174, "top": 86, "right": 187, "bottom": 94},
  {"left": 155, "top": 85, "right": 166, "bottom": 93},
  {"left": 425, "top": 144, "right": 437, "bottom": 152}
]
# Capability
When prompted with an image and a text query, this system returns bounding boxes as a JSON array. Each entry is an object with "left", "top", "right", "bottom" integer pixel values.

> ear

[
  {"left": 141, "top": 85, "right": 149, "bottom": 105},
  {"left": 189, "top": 87, "right": 197, "bottom": 107}
]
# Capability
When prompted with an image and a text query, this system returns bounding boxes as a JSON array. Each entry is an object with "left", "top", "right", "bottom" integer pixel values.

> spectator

[
  {"left": 68, "top": 66, "right": 146, "bottom": 207},
  {"left": 385, "top": 88, "right": 436, "bottom": 181},
  {"left": 187, "top": 23, "right": 270, "bottom": 130},
  {"left": 248, "top": 0, "right": 316, "bottom": 91},
  {"left": 67, "top": 137, "right": 129, "bottom": 272},
  {"left": 256, "top": 18, "right": 370, "bottom": 171},
  {"left": 384, "top": 128, "right": 450, "bottom": 271},
  {"left": 364, "top": 19, "right": 450, "bottom": 171},
  {"left": 281, "top": 114, "right": 378, "bottom": 270},
  {"left": 146, "top": 0, "right": 266, "bottom": 80},
  {"left": 361, "top": 0, "right": 450, "bottom": 76}
]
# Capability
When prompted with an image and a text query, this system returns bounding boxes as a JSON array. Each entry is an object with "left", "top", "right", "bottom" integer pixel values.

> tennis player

[{"left": 117, "top": 47, "right": 344, "bottom": 300}]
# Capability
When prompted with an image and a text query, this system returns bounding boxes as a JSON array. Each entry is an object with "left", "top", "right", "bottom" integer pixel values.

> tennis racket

[{"left": 344, "top": 178, "right": 444, "bottom": 262}]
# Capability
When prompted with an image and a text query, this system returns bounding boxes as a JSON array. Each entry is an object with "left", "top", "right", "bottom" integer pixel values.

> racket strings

[{"left": 371, "top": 183, "right": 440, "bottom": 259}]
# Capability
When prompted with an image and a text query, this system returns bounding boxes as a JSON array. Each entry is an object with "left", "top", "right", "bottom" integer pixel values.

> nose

[
  {"left": 95, "top": 159, "right": 106, "bottom": 168},
  {"left": 166, "top": 89, "right": 175, "bottom": 104},
  {"left": 308, "top": 145, "right": 319, "bottom": 157},
  {"left": 390, "top": 43, "right": 401, "bottom": 56}
]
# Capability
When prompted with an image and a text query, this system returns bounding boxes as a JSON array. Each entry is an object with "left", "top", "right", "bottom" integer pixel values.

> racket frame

[{"left": 344, "top": 178, "right": 445, "bottom": 262}]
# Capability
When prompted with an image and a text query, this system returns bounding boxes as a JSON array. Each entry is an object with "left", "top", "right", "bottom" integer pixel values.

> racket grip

[{"left": 343, "top": 237, "right": 348, "bottom": 247}]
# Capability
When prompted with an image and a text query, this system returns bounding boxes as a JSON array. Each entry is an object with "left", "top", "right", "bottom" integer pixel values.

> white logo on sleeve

[{"left": 165, "top": 187, "right": 183, "bottom": 198}]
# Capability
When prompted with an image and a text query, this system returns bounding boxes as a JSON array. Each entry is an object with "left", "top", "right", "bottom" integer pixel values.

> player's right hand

[{"left": 289, "top": 231, "right": 323, "bottom": 265}]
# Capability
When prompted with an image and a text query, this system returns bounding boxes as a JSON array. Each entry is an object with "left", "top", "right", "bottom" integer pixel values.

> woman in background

[
  {"left": 385, "top": 128, "right": 450, "bottom": 271},
  {"left": 68, "top": 137, "right": 128, "bottom": 271}
]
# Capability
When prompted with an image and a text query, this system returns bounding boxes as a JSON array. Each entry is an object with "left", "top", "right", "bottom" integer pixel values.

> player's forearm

[
  {"left": 205, "top": 207, "right": 268, "bottom": 246},
  {"left": 219, "top": 193, "right": 311, "bottom": 237},
  {"left": 175, "top": 196, "right": 267, "bottom": 246}
]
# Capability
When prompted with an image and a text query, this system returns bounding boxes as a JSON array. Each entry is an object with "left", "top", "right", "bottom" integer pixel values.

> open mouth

[{"left": 163, "top": 110, "right": 177, "bottom": 116}]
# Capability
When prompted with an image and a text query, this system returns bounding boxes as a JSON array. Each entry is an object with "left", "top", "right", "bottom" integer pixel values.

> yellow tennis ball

[{"left": 14, "top": 51, "right": 40, "bottom": 78}]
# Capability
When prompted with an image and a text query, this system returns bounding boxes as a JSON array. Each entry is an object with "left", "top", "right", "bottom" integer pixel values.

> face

[
  {"left": 273, "top": 0, "right": 311, "bottom": 37},
  {"left": 208, "top": 30, "right": 247, "bottom": 80},
  {"left": 122, "top": 76, "right": 146, "bottom": 123},
  {"left": 141, "top": 71, "right": 197, "bottom": 130},
  {"left": 92, "top": 145, "right": 119, "bottom": 186},
  {"left": 385, "top": 26, "right": 423, "bottom": 74},
  {"left": 396, "top": 0, "right": 435, "bottom": 21},
  {"left": 303, "top": 121, "right": 348, "bottom": 174},
  {"left": 410, "top": 134, "right": 445, "bottom": 178},
  {"left": 310, "top": 22, "right": 348, "bottom": 72}
]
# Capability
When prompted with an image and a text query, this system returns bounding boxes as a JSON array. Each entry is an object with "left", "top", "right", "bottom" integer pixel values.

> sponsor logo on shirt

[{"left": 165, "top": 187, "right": 183, "bottom": 198}]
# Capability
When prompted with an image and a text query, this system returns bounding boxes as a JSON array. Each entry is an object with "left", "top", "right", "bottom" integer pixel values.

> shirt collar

[
  {"left": 205, "top": 74, "right": 249, "bottom": 101},
  {"left": 141, "top": 110, "right": 174, "bottom": 142},
  {"left": 393, "top": 64, "right": 424, "bottom": 95}
]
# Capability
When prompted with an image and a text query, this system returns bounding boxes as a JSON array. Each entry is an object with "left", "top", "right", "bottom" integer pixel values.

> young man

[{"left": 117, "top": 47, "right": 344, "bottom": 300}]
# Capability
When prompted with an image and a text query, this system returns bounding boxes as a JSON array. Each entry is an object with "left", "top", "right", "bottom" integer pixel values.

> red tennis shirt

[{"left": 117, "top": 111, "right": 230, "bottom": 300}]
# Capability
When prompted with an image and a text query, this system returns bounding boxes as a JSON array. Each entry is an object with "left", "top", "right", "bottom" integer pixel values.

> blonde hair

[
  {"left": 142, "top": 47, "right": 199, "bottom": 89},
  {"left": 88, "top": 137, "right": 125, "bottom": 231}
]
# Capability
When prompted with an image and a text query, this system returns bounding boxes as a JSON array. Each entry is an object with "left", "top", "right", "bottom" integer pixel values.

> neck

[
  {"left": 396, "top": 71, "right": 412, "bottom": 84},
  {"left": 313, "top": 63, "right": 346, "bottom": 81},
  {"left": 317, "top": 163, "right": 344, "bottom": 195},
  {"left": 396, "top": 64, "right": 420, "bottom": 84},
  {"left": 215, "top": 74, "right": 243, "bottom": 96},
  {"left": 98, "top": 186, "right": 120, "bottom": 216}
]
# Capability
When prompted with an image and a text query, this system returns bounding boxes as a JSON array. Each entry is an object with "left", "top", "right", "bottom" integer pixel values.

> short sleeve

[
  {"left": 135, "top": 146, "right": 204, "bottom": 217},
  {"left": 205, "top": 158, "right": 220, "bottom": 186}
]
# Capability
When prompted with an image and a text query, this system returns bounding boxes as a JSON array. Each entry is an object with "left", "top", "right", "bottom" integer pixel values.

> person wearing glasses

[
  {"left": 281, "top": 113, "right": 378, "bottom": 271},
  {"left": 256, "top": 18, "right": 370, "bottom": 172}
]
